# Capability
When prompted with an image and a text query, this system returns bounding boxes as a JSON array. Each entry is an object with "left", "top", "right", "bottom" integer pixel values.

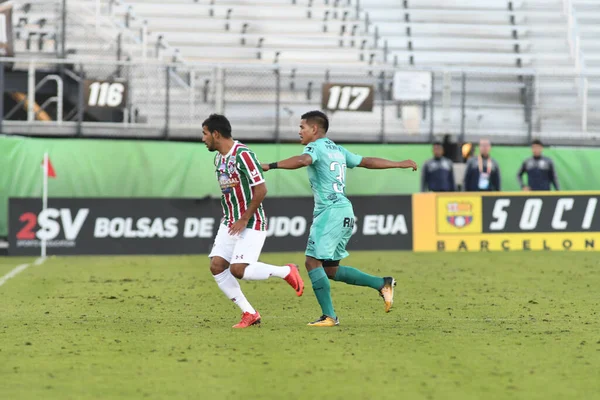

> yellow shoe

[
  {"left": 307, "top": 315, "right": 339, "bottom": 327},
  {"left": 379, "top": 277, "right": 396, "bottom": 313}
]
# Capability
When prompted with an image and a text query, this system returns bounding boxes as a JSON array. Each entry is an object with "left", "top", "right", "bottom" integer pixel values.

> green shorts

[{"left": 305, "top": 206, "right": 355, "bottom": 261}]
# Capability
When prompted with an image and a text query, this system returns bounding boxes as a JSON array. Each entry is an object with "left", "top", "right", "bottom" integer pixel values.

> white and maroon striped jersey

[{"left": 214, "top": 141, "right": 267, "bottom": 231}]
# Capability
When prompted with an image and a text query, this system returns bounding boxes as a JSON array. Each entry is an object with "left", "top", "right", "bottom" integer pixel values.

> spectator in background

[
  {"left": 463, "top": 139, "right": 501, "bottom": 191},
  {"left": 421, "top": 141, "right": 455, "bottom": 192},
  {"left": 517, "top": 139, "right": 560, "bottom": 191}
]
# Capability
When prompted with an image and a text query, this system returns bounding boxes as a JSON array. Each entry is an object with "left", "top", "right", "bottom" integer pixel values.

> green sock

[
  {"left": 333, "top": 266, "right": 385, "bottom": 290},
  {"left": 308, "top": 268, "right": 336, "bottom": 319}
]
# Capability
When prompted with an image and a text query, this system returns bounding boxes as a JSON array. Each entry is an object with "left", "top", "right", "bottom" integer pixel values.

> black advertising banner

[
  {"left": 8, "top": 196, "right": 412, "bottom": 256},
  {"left": 9, "top": 198, "right": 221, "bottom": 256},
  {"left": 482, "top": 195, "right": 599, "bottom": 233},
  {"left": 349, "top": 195, "right": 412, "bottom": 251}
]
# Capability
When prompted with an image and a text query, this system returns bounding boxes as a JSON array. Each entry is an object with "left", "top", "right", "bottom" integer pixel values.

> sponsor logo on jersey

[{"left": 219, "top": 173, "right": 239, "bottom": 194}]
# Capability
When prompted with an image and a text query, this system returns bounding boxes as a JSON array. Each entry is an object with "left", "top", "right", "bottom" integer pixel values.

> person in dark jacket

[
  {"left": 421, "top": 141, "right": 455, "bottom": 192},
  {"left": 463, "top": 139, "right": 501, "bottom": 191},
  {"left": 517, "top": 139, "right": 560, "bottom": 191}
]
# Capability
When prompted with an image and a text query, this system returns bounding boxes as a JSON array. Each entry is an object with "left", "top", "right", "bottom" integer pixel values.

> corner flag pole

[{"left": 41, "top": 152, "right": 49, "bottom": 258}]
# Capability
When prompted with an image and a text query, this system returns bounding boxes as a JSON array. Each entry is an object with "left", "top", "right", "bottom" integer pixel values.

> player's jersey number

[{"left": 330, "top": 161, "right": 347, "bottom": 193}]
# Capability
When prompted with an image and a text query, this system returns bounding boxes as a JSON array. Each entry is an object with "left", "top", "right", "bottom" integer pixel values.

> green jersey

[{"left": 302, "top": 137, "right": 363, "bottom": 215}]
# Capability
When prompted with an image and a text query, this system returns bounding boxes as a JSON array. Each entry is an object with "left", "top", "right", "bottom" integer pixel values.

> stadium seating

[
  {"left": 12, "top": 0, "right": 59, "bottom": 55},
  {"left": 72, "top": 0, "right": 532, "bottom": 138},
  {"left": 357, "top": 0, "right": 588, "bottom": 137},
  {"left": 105, "top": 0, "right": 372, "bottom": 65},
  {"left": 572, "top": 0, "right": 600, "bottom": 131},
  {"left": 574, "top": 0, "right": 600, "bottom": 63},
  {"left": 6, "top": 0, "right": 598, "bottom": 142},
  {"left": 359, "top": 0, "right": 572, "bottom": 70},
  {"left": 53, "top": 0, "right": 380, "bottom": 134}
]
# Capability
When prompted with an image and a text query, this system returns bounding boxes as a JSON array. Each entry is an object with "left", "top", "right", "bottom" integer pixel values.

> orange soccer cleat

[
  {"left": 284, "top": 264, "right": 304, "bottom": 297},
  {"left": 379, "top": 277, "right": 396, "bottom": 313},
  {"left": 232, "top": 311, "right": 261, "bottom": 328},
  {"left": 307, "top": 315, "right": 339, "bottom": 327}
]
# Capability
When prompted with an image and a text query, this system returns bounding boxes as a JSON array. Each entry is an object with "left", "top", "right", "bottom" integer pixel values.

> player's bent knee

[
  {"left": 210, "top": 257, "right": 229, "bottom": 276},
  {"left": 324, "top": 268, "right": 338, "bottom": 279},
  {"left": 322, "top": 260, "right": 339, "bottom": 279},
  {"left": 304, "top": 257, "right": 321, "bottom": 271},
  {"left": 229, "top": 263, "right": 247, "bottom": 279}
]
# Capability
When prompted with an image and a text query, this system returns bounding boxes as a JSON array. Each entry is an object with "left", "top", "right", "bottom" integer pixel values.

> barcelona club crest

[{"left": 446, "top": 202, "right": 473, "bottom": 228}]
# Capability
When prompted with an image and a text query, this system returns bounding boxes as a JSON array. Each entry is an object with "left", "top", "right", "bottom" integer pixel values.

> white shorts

[{"left": 208, "top": 223, "right": 267, "bottom": 264}]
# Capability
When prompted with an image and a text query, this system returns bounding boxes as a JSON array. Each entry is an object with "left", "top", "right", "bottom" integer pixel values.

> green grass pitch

[{"left": 1, "top": 251, "right": 599, "bottom": 400}]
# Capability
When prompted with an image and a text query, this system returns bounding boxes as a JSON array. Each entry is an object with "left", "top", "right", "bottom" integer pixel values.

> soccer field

[{"left": 1, "top": 252, "right": 598, "bottom": 400}]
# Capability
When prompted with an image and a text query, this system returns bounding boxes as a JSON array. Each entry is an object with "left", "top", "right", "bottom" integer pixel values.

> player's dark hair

[
  {"left": 301, "top": 110, "right": 329, "bottom": 133},
  {"left": 433, "top": 141, "right": 443, "bottom": 147},
  {"left": 202, "top": 114, "right": 232, "bottom": 138},
  {"left": 531, "top": 139, "right": 543, "bottom": 146}
]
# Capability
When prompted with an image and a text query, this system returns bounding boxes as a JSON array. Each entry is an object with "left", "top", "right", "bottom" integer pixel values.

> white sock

[
  {"left": 213, "top": 269, "right": 256, "bottom": 314},
  {"left": 242, "top": 262, "right": 291, "bottom": 280}
]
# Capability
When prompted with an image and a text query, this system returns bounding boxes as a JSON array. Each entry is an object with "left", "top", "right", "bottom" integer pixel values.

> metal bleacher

[
  {"left": 12, "top": 0, "right": 60, "bottom": 55},
  {"left": 359, "top": 0, "right": 592, "bottom": 139},
  {"left": 72, "top": 0, "right": 382, "bottom": 139},
  {"left": 572, "top": 0, "right": 600, "bottom": 131},
  {"left": 362, "top": 0, "right": 572, "bottom": 71},
  {"left": 4, "top": 0, "right": 599, "bottom": 144},
  {"left": 574, "top": 0, "right": 600, "bottom": 68},
  {"left": 101, "top": 0, "right": 372, "bottom": 65}
]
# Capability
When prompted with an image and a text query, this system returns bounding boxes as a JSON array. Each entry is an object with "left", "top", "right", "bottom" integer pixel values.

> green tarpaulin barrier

[{"left": 2, "top": 135, "right": 599, "bottom": 236}]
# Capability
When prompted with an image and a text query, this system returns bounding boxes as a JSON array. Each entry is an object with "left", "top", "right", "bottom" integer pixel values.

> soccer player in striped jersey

[
  {"left": 262, "top": 110, "right": 417, "bottom": 327},
  {"left": 202, "top": 114, "right": 304, "bottom": 328}
]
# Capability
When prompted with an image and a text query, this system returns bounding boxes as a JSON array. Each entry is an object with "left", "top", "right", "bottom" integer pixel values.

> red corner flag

[{"left": 41, "top": 157, "right": 57, "bottom": 178}]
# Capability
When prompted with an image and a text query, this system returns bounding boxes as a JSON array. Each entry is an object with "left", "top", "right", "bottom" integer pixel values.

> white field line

[{"left": 0, "top": 257, "right": 46, "bottom": 288}]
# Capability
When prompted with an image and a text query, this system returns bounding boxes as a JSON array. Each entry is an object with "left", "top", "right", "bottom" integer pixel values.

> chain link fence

[{"left": 0, "top": 58, "right": 598, "bottom": 145}]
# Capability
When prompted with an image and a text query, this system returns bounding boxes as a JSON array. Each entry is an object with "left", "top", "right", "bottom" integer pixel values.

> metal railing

[{"left": 0, "top": 57, "right": 598, "bottom": 146}]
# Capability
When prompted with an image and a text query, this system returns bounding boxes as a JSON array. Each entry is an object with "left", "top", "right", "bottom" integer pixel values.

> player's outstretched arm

[
  {"left": 358, "top": 157, "right": 418, "bottom": 171},
  {"left": 261, "top": 154, "right": 313, "bottom": 171}
]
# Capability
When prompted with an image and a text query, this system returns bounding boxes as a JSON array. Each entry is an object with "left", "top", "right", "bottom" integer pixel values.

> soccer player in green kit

[{"left": 262, "top": 111, "right": 418, "bottom": 327}]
